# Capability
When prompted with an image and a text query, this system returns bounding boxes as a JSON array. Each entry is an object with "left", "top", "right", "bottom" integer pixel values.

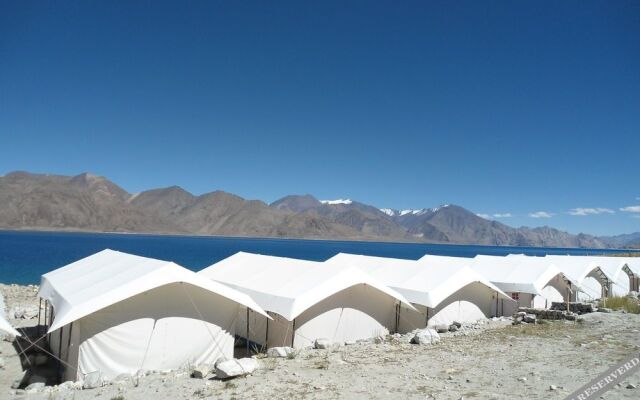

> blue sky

[{"left": 1, "top": 1, "right": 639, "bottom": 236}]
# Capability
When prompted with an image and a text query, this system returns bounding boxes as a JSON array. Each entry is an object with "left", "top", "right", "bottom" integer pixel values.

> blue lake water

[{"left": 0, "top": 230, "right": 634, "bottom": 285}]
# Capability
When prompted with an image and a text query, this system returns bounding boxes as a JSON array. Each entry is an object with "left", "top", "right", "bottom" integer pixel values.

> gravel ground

[{"left": 0, "top": 284, "right": 639, "bottom": 400}]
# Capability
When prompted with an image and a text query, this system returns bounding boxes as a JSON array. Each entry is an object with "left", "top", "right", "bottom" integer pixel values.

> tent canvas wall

[
  {"left": 38, "top": 249, "right": 267, "bottom": 381},
  {"left": 327, "top": 253, "right": 512, "bottom": 333},
  {"left": 199, "top": 252, "right": 414, "bottom": 349},
  {"left": 470, "top": 255, "right": 575, "bottom": 315}
]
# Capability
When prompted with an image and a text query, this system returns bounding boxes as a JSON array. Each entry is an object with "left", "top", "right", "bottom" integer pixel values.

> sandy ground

[{"left": 1, "top": 284, "right": 639, "bottom": 400}]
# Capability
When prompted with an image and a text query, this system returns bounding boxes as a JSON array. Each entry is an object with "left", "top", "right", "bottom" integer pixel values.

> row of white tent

[{"left": 5, "top": 249, "right": 638, "bottom": 383}]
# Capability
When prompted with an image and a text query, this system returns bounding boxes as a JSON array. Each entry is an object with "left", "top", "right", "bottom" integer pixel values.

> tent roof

[
  {"left": 544, "top": 255, "right": 623, "bottom": 282},
  {"left": 463, "top": 254, "right": 568, "bottom": 295},
  {"left": 327, "top": 253, "right": 511, "bottom": 308},
  {"left": 538, "top": 255, "right": 613, "bottom": 283},
  {"left": 0, "top": 314, "right": 20, "bottom": 337},
  {"left": 198, "top": 252, "right": 415, "bottom": 320},
  {"left": 616, "top": 257, "right": 640, "bottom": 276},
  {"left": 39, "top": 249, "right": 269, "bottom": 333}
]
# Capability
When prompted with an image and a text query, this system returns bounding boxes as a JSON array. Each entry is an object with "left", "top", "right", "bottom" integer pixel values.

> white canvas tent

[
  {"left": 199, "top": 252, "right": 415, "bottom": 349},
  {"left": 543, "top": 255, "right": 617, "bottom": 300},
  {"left": 38, "top": 249, "right": 267, "bottom": 381},
  {"left": 589, "top": 257, "right": 632, "bottom": 297},
  {"left": 469, "top": 255, "right": 576, "bottom": 315},
  {"left": 327, "top": 253, "right": 512, "bottom": 332},
  {"left": 619, "top": 257, "right": 640, "bottom": 292}
]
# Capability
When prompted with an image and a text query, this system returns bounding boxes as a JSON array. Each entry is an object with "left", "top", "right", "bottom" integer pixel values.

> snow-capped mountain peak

[
  {"left": 381, "top": 204, "right": 451, "bottom": 217},
  {"left": 379, "top": 208, "right": 396, "bottom": 216}
]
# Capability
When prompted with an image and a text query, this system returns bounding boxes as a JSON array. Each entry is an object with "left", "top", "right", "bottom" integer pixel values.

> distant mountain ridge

[{"left": 0, "top": 171, "right": 634, "bottom": 248}]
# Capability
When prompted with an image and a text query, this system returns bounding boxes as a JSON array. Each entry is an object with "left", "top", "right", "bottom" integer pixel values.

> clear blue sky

[{"left": 1, "top": 1, "right": 639, "bottom": 236}]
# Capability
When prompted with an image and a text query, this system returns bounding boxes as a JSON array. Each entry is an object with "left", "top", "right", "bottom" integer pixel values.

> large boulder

[
  {"left": 523, "top": 314, "right": 536, "bottom": 323},
  {"left": 410, "top": 328, "right": 441, "bottom": 345},
  {"left": 215, "top": 358, "right": 259, "bottom": 379},
  {"left": 266, "top": 347, "right": 295, "bottom": 358}
]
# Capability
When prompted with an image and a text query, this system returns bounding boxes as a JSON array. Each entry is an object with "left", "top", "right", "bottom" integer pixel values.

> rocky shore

[{"left": 1, "top": 284, "right": 639, "bottom": 400}]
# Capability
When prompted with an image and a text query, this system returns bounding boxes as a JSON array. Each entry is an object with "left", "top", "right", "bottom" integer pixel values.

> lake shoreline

[{"left": 1, "top": 230, "right": 637, "bottom": 286}]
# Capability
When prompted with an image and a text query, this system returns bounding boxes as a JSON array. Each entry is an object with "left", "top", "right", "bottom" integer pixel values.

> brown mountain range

[{"left": 0, "top": 171, "right": 624, "bottom": 248}]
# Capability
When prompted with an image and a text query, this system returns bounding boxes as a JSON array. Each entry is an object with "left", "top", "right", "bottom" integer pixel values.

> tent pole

[
  {"left": 425, "top": 307, "right": 429, "bottom": 327},
  {"left": 394, "top": 303, "right": 399, "bottom": 333},
  {"left": 495, "top": 292, "right": 498, "bottom": 317},
  {"left": 43, "top": 300, "right": 48, "bottom": 330},
  {"left": 246, "top": 308, "right": 250, "bottom": 354},
  {"left": 67, "top": 322, "right": 73, "bottom": 361},
  {"left": 56, "top": 326, "right": 63, "bottom": 383},
  {"left": 291, "top": 319, "right": 296, "bottom": 348},
  {"left": 265, "top": 316, "right": 269, "bottom": 351},
  {"left": 37, "top": 299, "right": 42, "bottom": 335}
]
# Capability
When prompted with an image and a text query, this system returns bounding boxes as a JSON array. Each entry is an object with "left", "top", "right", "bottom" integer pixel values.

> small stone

[
  {"left": 448, "top": 324, "right": 458, "bottom": 332},
  {"left": 314, "top": 338, "right": 331, "bottom": 349},
  {"left": 266, "top": 347, "right": 295, "bottom": 358},
  {"left": 215, "top": 358, "right": 259, "bottom": 379},
  {"left": 434, "top": 324, "right": 449, "bottom": 333},
  {"left": 411, "top": 328, "right": 440, "bottom": 345},
  {"left": 518, "top": 377, "right": 527, "bottom": 382},
  {"left": 83, "top": 371, "right": 102, "bottom": 389},
  {"left": 191, "top": 364, "right": 211, "bottom": 379},
  {"left": 550, "top": 385, "right": 557, "bottom": 390},
  {"left": 627, "top": 383, "right": 637, "bottom": 389}
]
